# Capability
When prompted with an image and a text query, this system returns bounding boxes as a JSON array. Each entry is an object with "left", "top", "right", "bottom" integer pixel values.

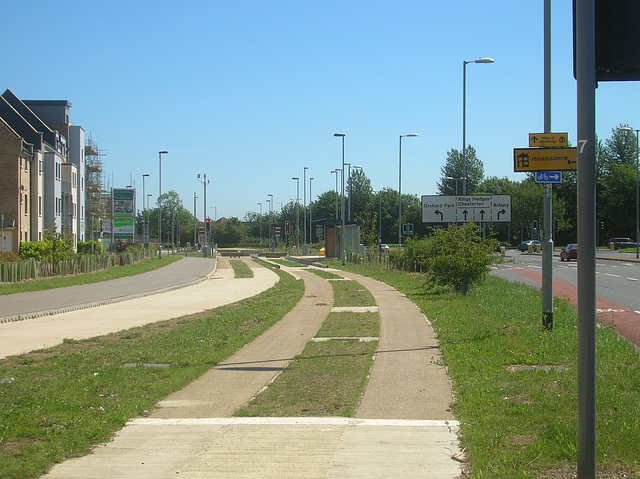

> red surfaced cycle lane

[{"left": 509, "top": 268, "right": 640, "bottom": 348}]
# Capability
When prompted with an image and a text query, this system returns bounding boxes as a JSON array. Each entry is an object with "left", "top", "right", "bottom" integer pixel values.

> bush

[
  {"left": 77, "top": 241, "right": 106, "bottom": 254},
  {"left": 424, "top": 223, "right": 495, "bottom": 293}
]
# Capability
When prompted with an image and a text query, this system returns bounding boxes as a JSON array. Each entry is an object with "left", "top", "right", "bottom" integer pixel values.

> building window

[
  {"left": 24, "top": 195, "right": 28, "bottom": 215},
  {"left": 39, "top": 196, "right": 42, "bottom": 216}
]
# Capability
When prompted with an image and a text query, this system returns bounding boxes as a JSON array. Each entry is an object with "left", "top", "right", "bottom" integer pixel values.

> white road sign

[{"left": 421, "top": 195, "right": 512, "bottom": 223}]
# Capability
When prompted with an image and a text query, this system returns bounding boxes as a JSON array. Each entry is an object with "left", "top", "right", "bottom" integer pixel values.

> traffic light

[
  {"left": 285, "top": 221, "right": 291, "bottom": 235},
  {"left": 532, "top": 219, "right": 538, "bottom": 232},
  {"left": 205, "top": 218, "right": 211, "bottom": 233},
  {"left": 408, "top": 223, "right": 414, "bottom": 235}
]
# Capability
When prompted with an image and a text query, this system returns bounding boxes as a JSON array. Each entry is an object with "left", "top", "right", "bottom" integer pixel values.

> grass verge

[
  {"left": 324, "top": 259, "right": 640, "bottom": 478},
  {"left": 0, "top": 266, "right": 303, "bottom": 479},
  {"left": 0, "top": 256, "right": 185, "bottom": 295},
  {"left": 331, "top": 279, "right": 376, "bottom": 307},
  {"left": 230, "top": 259, "right": 254, "bottom": 278}
]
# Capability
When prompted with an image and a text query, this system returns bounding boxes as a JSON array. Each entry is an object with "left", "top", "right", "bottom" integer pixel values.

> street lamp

[
  {"left": 193, "top": 192, "right": 198, "bottom": 247},
  {"left": 267, "top": 194, "right": 274, "bottom": 251},
  {"left": 399, "top": 133, "right": 418, "bottom": 245},
  {"left": 334, "top": 133, "right": 346, "bottom": 264},
  {"left": 347, "top": 164, "right": 362, "bottom": 221},
  {"left": 303, "top": 166, "right": 308, "bottom": 254},
  {"left": 619, "top": 126, "right": 639, "bottom": 259},
  {"left": 142, "top": 174, "right": 149, "bottom": 243},
  {"left": 258, "top": 202, "right": 262, "bottom": 249},
  {"left": 197, "top": 174, "right": 210, "bottom": 254},
  {"left": 463, "top": 57, "right": 494, "bottom": 195},
  {"left": 292, "top": 177, "right": 300, "bottom": 253},
  {"left": 446, "top": 176, "right": 463, "bottom": 196},
  {"left": 158, "top": 151, "right": 168, "bottom": 248},
  {"left": 331, "top": 169, "right": 341, "bottom": 219},
  {"left": 309, "top": 177, "right": 314, "bottom": 248}
]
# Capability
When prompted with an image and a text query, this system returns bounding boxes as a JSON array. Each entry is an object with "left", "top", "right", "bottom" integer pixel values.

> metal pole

[
  {"left": 542, "top": 0, "right": 554, "bottom": 330},
  {"left": 462, "top": 61, "right": 468, "bottom": 196},
  {"left": 398, "top": 135, "right": 403, "bottom": 245},
  {"left": 142, "top": 174, "right": 149, "bottom": 243},
  {"left": 303, "top": 166, "right": 308, "bottom": 254},
  {"left": 334, "top": 134, "right": 346, "bottom": 264},
  {"left": 576, "top": 0, "right": 597, "bottom": 475},
  {"left": 636, "top": 130, "right": 639, "bottom": 259},
  {"left": 193, "top": 193, "right": 197, "bottom": 247},
  {"left": 258, "top": 202, "right": 262, "bottom": 249},
  {"left": 158, "top": 151, "right": 168, "bottom": 249},
  {"left": 309, "top": 177, "right": 314, "bottom": 249}
]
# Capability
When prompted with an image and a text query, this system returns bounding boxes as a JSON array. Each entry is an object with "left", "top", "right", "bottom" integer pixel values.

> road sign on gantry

[
  {"left": 421, "top": 195, "right": 512, "bottom": 223},
  {"left": 513, "top": 147, "right": 577, "bottom": 172}
]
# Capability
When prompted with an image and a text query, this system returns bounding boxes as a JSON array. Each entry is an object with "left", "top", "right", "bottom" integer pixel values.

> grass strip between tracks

[
  {"left": 0, "top": 262, "right": 303, "bottom": 479},
  {"left": 235, "top": 278, "right": 378, "bottom": 418}
]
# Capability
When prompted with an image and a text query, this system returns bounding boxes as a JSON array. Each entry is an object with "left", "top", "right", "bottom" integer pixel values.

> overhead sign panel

[
  {"left": 513, "top": 147, "right": 577, "bottom": 172},
  {"left": 421, "top": 195, "right": 511, "bottom": 223},
  {"left": 529, "top": 132, "right": 569, "bottom": 147}
]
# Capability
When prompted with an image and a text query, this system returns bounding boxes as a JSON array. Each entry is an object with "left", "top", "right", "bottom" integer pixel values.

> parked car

[
  {"left": 608, "top": 237, "right": 637, "bottom": 249},
  {"left": 379, "top": 243, "right": 390, "bottom": 253},
  {"left": 560, "top": 243, "right": 578, "bottom": 261},
  {"left": 518, "top": 240, "right": 541, "bottom": 252}
]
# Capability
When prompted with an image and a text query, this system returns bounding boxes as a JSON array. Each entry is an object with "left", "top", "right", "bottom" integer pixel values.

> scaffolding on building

[{"left": 85, "top": 135, "right": 107, "bottom": 242}]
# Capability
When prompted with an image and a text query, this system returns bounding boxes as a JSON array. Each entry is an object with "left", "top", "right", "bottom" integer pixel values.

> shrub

[{"left": 424, "top": 223, "right": 495, "bottom": 293}]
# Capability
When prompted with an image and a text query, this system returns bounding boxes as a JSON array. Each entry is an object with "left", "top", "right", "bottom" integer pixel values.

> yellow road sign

[
  {"left": 528, "top": 132, "right": 569, "bottom": 147},
  {"left": 513, "top": 147, "right": 577, "bottom": 172}
]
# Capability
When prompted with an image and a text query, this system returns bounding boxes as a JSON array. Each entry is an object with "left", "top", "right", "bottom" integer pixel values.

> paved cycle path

[{"left": 43, "top": 265, "right": 462, "bottom": 479}]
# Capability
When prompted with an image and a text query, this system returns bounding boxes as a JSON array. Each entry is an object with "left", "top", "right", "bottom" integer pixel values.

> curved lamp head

[
  {"left": 334, "top": 133, "right": 345, "bottom": 137},
  {"left": 475, "top": 57, "right": 495, "bottom": 64}
]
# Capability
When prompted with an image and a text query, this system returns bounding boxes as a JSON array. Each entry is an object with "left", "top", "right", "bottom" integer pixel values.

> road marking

[
  {"left": 605, "top": 273, "right": 621, "bottom": 278},
  {"left": 628, "top": 277, "right": 640, "bottom": 282}
]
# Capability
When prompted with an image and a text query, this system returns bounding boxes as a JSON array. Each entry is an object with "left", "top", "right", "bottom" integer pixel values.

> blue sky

[{"left": 4, "top": 1, "right": 639, "bottom": 220}]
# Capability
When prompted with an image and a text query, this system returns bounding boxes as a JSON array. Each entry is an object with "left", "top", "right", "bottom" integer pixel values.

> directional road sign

[
  {"left": 421, "top": 195, "right": 512, "bottom": 223},
  {"left": 513, "top": 147, "right": 577, "bottom": 172},
  {"left": 535, "top": 171, "right": 563, "bottom": 183},
  {"left": 529, "top": 132, "right": 569, "bottom": 147}
]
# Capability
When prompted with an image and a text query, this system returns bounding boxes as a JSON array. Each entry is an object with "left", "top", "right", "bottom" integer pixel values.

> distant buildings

[{"left": 0, "top": 89, "right": 106, "bottom": 253}]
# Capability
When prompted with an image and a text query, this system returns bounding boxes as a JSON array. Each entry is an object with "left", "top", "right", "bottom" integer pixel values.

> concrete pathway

[{"left": 42, "top": 265, "right": 462, "bottom": 479}]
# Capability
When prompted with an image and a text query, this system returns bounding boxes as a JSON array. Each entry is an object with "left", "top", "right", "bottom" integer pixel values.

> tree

[
  {"left": 348, "top": 168, "right": 373, "bottom": 222},
  {"left": 437, "top": 146, "right": 485, "bottom": 195}
]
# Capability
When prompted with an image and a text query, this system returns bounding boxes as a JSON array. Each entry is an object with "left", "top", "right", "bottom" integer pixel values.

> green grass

[
  {"left": 235, "top": 340, "right": 377, "bottom": 417},
  {"left": 0, "top": 267, "right": 303, "bottom": 479},
  {"left": 229, "top": 259, "right": 254, "bottom": 278},
  {"left": 306, "top": 268, "right": 344, "bottom": 280},
  {"left": 324, "top": 259, "right": 640, "bottom": 478},
  {"left": 331, "top": 279, "right": 376, "bottom": 307},
  {"left": 315, "top": 312, "right": 379, "bottom": 338},
  {"left": 0, "top": 256, "right": 185, "bottom": 295},
  {"left": 268, "top": 258, "right": 307, "bottom": 267}
]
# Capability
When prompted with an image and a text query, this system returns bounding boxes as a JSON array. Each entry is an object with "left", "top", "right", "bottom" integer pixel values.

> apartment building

[{"left": 0, "top": 89, "right": 87, "bottom": 253}]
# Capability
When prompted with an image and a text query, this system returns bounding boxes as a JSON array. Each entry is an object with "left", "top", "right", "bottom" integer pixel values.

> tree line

[{"left": 140, "top": 124, "right": 637, "bottom": 248}]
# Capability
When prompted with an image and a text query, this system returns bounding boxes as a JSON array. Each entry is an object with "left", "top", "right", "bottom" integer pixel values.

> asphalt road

[
  {"left": 0, "top": 256, "right": 216, "bottom": 322},
  {"left": 492, "top": 249, "right": 640, "bottom": 313}
]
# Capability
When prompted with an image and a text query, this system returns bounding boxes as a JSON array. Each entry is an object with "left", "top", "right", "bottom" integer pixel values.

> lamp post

[
  {"left": 193, "top": 192, "right": 198, "bottom": 247},
  {"left": 292, "top": 178, "right": 300, "bottom": 253},
  {"left": 347, "top": 164, "right": 362, "bottom": 221},
  {"left": 158, "top": 151, "right": 168, "bottom": 249},
  {"left": 331, "top": 169, "right": 340, "bottom": 219},
  {"left": 197, "top": 174, "right": 210, "bottom": 255},
  {"left": 258, "top": 202, "right": 262, "bottom": 249},
  {"left": 462, "top": 57, "right": 494, "bottom": 195},
  {"left": 334, "top": 133, "right": 346, "bottom": 264},
  {"left": 619, "top": 126, "right": 640, "bottom": 259},
  {"left": 446, "top": 176, "right": 462, "bottom": 196},
  {"left": 399, "top": 133, "right": 418, "bottom": 245},
  {"left": 267, "top": 194, "right": 274, "bottom": 251},
  {"left": 309, "top": 177, "right": 314, "bottom": 248},
  {"left": 303, "top": 166, "right": 308, "bottom": 254},
  {"left": 142, "top": 174, "right": 149, "bottom": 243}
]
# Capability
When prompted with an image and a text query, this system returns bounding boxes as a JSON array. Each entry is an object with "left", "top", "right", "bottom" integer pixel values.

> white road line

[
  {"left": 605, "top": 273, "right": 621, "bottom": 278},
  {"left": 628, "top": 277, "right": 640, "bottom": 282}
]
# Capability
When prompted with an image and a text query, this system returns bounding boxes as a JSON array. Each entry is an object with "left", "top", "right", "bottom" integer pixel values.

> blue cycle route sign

[{"left": 535, "top": 171, "right": 562, "bottom": 183}]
